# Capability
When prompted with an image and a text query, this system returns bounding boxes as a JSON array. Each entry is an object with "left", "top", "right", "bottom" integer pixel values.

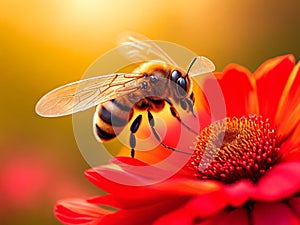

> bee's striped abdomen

[{"left": 94, "top": 99, "right": 133, "bottom": 141}]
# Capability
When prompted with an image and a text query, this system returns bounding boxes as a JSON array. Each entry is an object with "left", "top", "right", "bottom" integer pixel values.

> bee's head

[
  {"left": 170, "top": 57, "right": 198, "bottom": 98},
  {"left": 170, "top": 69, "right": 191, "bottom": 99}
]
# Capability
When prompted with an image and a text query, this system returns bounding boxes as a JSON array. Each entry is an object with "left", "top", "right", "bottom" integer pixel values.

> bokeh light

[{"left": 0, "top": 0, "right": 299, "bottom": 224}]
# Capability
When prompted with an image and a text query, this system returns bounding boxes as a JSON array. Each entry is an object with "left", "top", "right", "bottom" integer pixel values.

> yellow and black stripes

[{"left": 94, "top": 99, "right": 133, "bottom": 141}]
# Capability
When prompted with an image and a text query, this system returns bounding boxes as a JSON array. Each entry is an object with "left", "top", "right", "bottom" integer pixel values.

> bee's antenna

[{"left": 186, "top": 57, "right": 198, "bottom": 76}]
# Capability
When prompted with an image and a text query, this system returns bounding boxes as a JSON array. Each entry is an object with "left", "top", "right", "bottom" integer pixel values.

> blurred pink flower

[
  {"left": 0, "top": 144, "right": 92, "bottom": 212},
  {"left": 55, "top": 55, "right": 300, "bottom": 225}
]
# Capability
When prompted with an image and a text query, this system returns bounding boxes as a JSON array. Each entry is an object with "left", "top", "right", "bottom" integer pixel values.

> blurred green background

[{"left": 0, "top": 0, "right": 299, "bottom": 224}]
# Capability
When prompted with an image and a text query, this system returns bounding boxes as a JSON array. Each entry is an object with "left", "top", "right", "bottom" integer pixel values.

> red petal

[
  {"left": 224, "top": 180, "right": 254, "bottom": 207},
  {"left": 280, "top": 123, "right": 300, "bottom": 160},
  {"left": 192, "top": 75, "right": 216, "bottom": 130},
  {"left": 215, "top": 208, "right": 250, "bottom": 225},
  {"left": 152, "top": 207, "right": 195, "bottom": 225},
  {"left": 154, "top": 215, "right": 193, "bottom": 225},
  {"left": 88, "top": 193, "right": 186, "bottom": 210},
  {"left": 88, "top": 177, "right": 222, "bottom": 209},
  {"left": 100, "top": 196, "right": 188, "bottom": 225},
  {"left": 85, "top": 166, "right": 143, "bottom": 193},
  {"left": 54, "top": 198, "right": 112, "bottom": 225},
  {"left": 196, "top": 208, "right": 250, "bottom": 225},
  {"left": 85, "top": 165, "right": 179, "bottom": 201},
  {"left": 86, "top": 156, "right": 179, "bottom": 191},
  {"left": 154, "top": 208, "right": 250, "bottom": 225},
  {"left": 153, "top": 191, "right": 229, "bottom": 225},
  {"left": 85, "top": 157, "right": 194, "bottom": 193},
  {"left": 110, "top": 156, "right": 149, "bottom": 166},
  {"left": 276, "top": 61, "right": 300, "bottom": 140},
  {"left": 153, "top": 178, "right": 222, "bottom": 195},
  {"left": 282, "top": 146, "right": 300, "bottom": 162},
  {"left": 255, "top": 55, "right": 295, "bottom": 126},
  {"left": 252, "top": 202, "right": 300, "bottom": 225},
  {"left": 86, "top": 165, "right": 197, "bottom": 210},
  {"left": 194, "top": 72, "right": 227, "bottom": 129},
  {"left": 182, "top": 191, "right": 228, "bottom": 217},
  {"left": 255, "top": 161, "right": 300, "bottom": 201},
  {"left": 280, "top": 137, "right": 300, "bottom": 162},
  {"left": 210, "top": 64, "right": 257, "bottom": 117},
  {"left": 289, "top": 196, "right": 300, "bottom": 217},
  {"left": 288, "top": 122, "right": 300, "bottom": 150}
]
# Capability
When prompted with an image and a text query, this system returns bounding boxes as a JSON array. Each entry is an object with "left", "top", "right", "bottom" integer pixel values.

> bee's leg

[
  {"left": 147, "top": 110, "right": 190, "bottom": 155},
  {"left": 129, "top": 114, "right": 143, "bottom": 158},
  {"left": 184, "top": 98, "right": 196, "bottom": 118},
  {"left": 165, "top": 99, "right": 198, "bottom": 135}
]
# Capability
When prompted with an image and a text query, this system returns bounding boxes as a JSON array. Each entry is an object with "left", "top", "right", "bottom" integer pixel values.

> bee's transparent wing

[
  {"left": 35, "top": 73, "right": 145, "bottom": 117},
  {"left": 188, "top": 56, "right": 216, "bottom": 77},
  {"left": 118, "top": 31, "right": 178, "bottom": 66}
]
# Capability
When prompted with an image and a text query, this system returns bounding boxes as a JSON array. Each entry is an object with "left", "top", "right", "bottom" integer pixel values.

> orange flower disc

[{"left": 188, "top": 115, "right": 282, "bottom": 183}]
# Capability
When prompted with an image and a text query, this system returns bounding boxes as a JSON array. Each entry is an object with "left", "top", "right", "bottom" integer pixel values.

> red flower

[{"left": 55, "top": 55, "right": 300, "bottom": 225}]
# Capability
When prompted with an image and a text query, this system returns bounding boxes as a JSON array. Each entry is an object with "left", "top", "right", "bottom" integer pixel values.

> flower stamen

[{"left": 188, "top": 115, "right": 281, "bottom": 183}]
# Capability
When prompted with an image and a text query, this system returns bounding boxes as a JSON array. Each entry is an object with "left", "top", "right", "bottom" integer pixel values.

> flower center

[{"left": 187, "top": 115, "right": 281, "bottom": 183}]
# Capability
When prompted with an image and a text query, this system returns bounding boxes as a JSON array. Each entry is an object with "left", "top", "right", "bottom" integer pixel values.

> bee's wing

[
  {"left": 35, "top": 73, "right": 145, "bottom": 117},
  {"left": 118, "top": 31, "right": 178, "bottom": 66},
  {"left": 188, "top": 56, "right": 216, "bottom": 77}
]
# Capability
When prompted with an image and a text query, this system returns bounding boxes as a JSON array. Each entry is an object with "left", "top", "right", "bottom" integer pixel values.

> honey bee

[{"left": 35, "top": 32, "right": 215, "bottom": 158}]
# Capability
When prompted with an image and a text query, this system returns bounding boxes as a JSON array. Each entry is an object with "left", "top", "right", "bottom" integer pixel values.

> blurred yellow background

[{"left": 1, "top": 0, "right": 299, "bottom": 224}]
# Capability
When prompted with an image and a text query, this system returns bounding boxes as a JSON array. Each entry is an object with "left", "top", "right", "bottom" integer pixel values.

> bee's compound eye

[
  {"left": 171, "top": 70, "right": 182, "bottom": 82},
  {"left": 150, "top": 75, "right": 158, "bottom": 83},
  {"left": 177, "top": 77, "right": 187, "bottom": 96}
]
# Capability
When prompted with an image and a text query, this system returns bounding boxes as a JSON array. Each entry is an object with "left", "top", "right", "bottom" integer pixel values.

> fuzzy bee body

[{"left": 93, "top": 61, "right": 194, "bottom": 143}]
